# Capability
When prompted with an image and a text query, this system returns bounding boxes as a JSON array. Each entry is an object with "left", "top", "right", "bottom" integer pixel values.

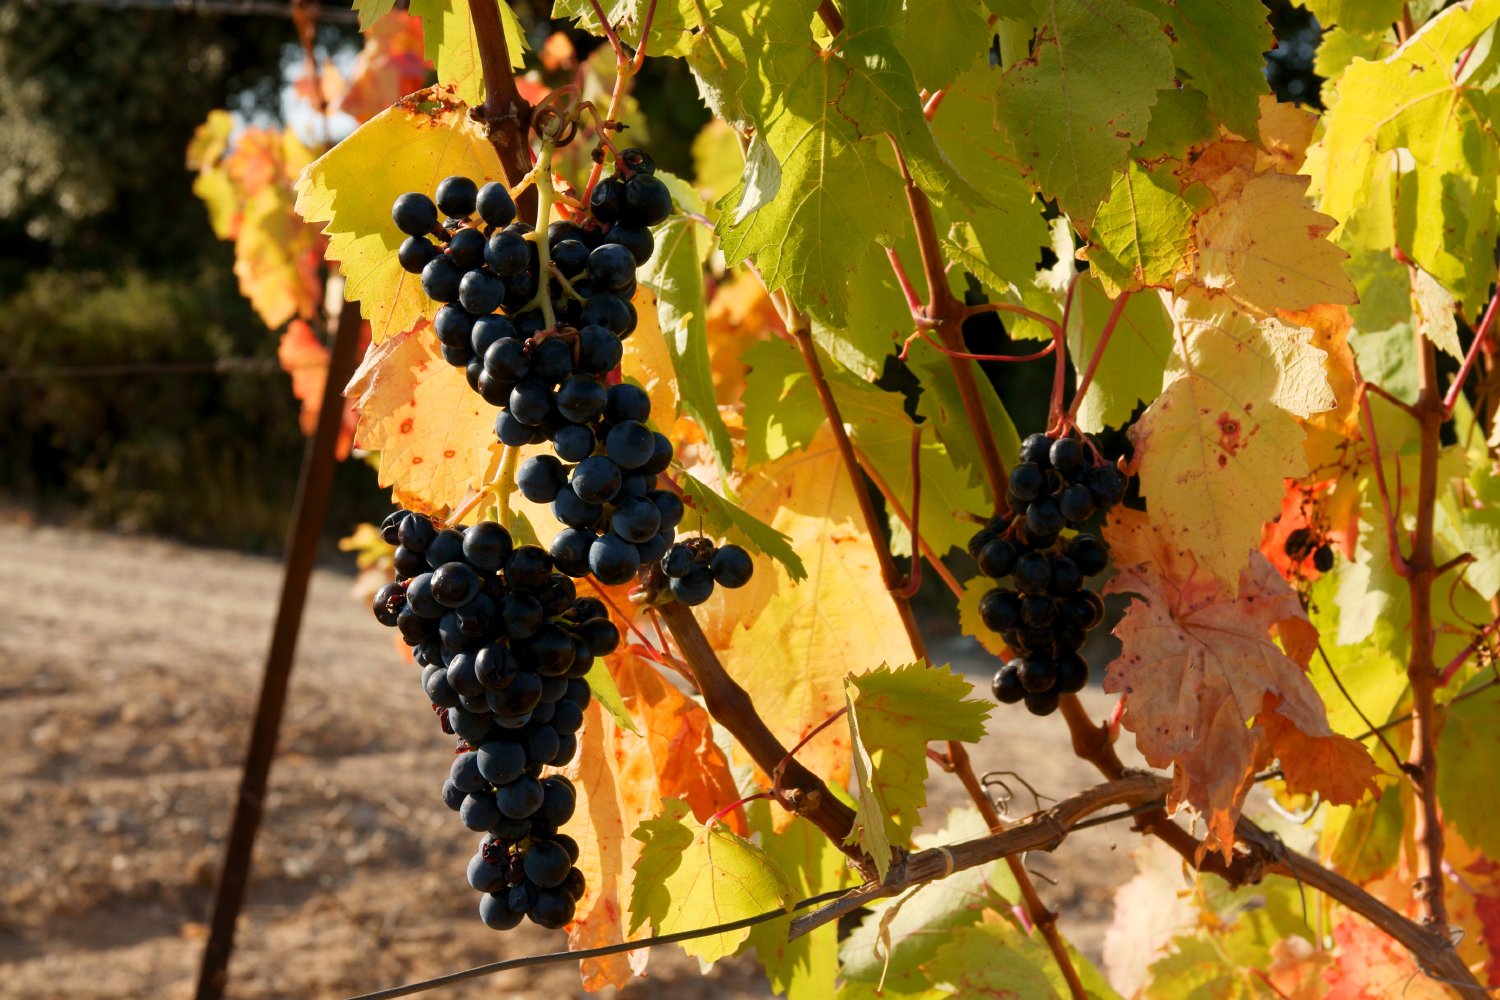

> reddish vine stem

[
  {"left": 1065, "top": 290, "right": 1131, "bottom": 423},
  {"left": 1406, "top": 331, "right": 1448, "bottom": 929},
  {"left": 467, "top": 0, "right": 535, "bottom": 218},
  {"left": 1443, "top": 275, "right": 1500, "bottom": 417},
  {"left": 1439, "top": 615, "right": 1500, "bottom": 685},
  {"left": 655, "top": 602, "right": 870, "bottom": 872},
  {"left": 887, "top": 139, "right": 1011, "bottom": 507},
  {"left": 857, "top": 446, "right": 966, "bottom": 599}
]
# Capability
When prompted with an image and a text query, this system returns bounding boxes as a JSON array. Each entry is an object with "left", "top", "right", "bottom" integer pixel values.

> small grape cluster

[
  {"left": 1283, "top": 527, "right": 1334, "bottom": 573},
  {"left": 970, "top": 431, "right": 1129, "bottom": 717},
  {"left": 639, "top": 536, "right": 755, "bottom": 607},
  {"left": 372, "top": 509, "right": 621, "bottom": 931}
]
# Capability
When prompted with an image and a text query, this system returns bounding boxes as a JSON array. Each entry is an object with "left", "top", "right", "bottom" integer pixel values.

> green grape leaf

[
  {"left": 352, "top": 0, "right": 398, "bottom": 28},
  {"left": 1066, "top": 277, "right": 1173, "bottom": 434},
  {"left": 909, "top": 348, "right": 1022, "bottom": 478},
  {"left": 630, "top": 798, "right": 795, "bottom": 963},
  {"left": 1313, "top": 0, "right": 1500, "bottom": 314},
  {"left": 840, "top": 808, "right": 999, "bottom": 994},
  {"left": 588, "top": 657, "right": 641, "bottom": 735},
  {"left": 1315, "top": 24, "right": 1394, "bottom": 82},
  {"left": 715, "top": 63, "right": 904, "bottom": 326},
  {"left": 1135, "top": 86, "right": 1218, "bottom": 162},
  {"left": 741, "top": 337, "right": 988, "bottom": 558},
  {"left": 808, "top": 240, "right": 911, "bottom": 382},
  {"left": 1437, "top": 678, "right": 1500, "bottom": 859},
  {"left": 552, "top": 0, "right": 695, "bottom": 58},
  {"left": 1321, "top": 789, "right": 1407, "bottom": 886},
  {"left": 995, "top": 0, "right": 1175, "bottom": 224},
  {"left": 898, "top": 0, "right": 991, "bottom": 92},
  {"left": 843, "top": 662, "right": 991, "bottom": 880},
  {"left": 677, "top": 468, "right": 808, "bottom": 580},
  {"left": 921, "top": 921, "right": 1061, "bottom": 998},
  {"left": 639, "top": 173, "right": 734, "bottom": 475},
  {"left": 294, "top": 88, "right": 503, "bottom": 344},
  {"left": 409, "top": 0, "right": 527, "bottom": 108},
  {"left": 1127, "top": 0, "right": 1273, "bottom": 138},
  {"left": 1454, "top": 406, "right": 1500, "bottom": 599},
  {"left": 746, "top": 807, "right": 851, "bottom": 998},
  {"left": 1302, "top": 0, "right": 1406, "bottom": 35},
  {"left": 683, "top": 0, "right": 820, "bottom": 130},
  {"left": 1087, "top": 161, "right": 1198, "bottom": 297}
]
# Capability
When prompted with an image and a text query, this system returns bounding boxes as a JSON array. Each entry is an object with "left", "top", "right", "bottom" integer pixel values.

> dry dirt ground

[{"left": 0, "top": 521, "right": 1145, "bottom": 999}]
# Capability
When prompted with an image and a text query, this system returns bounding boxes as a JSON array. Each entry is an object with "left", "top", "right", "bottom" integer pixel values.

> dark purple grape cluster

[
  {"left": 391, "top": 152, "right": 686, "bottom": 595},
  {"left": 969, "top": 431, "right": 1128, "bottom": 717},
  {"left": 1283, "top": 527, "right": 1334, "bottom": 572},
  {"left": 372, "top": 509, "right": 621, "bottom": 931},
  {"left": 640, "top": 536, "right": 755, "bottom": 606}
]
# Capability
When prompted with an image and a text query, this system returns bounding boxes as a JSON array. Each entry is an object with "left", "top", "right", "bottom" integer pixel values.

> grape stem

[
  {"left": 524, "top": 136, "right": 561, "bottom": 331},
  {"left": 494, "top": 443, "right": 521, "bottom": 530}
]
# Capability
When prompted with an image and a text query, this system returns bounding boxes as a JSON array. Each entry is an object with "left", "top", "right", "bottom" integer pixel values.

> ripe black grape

[{"left": 392, "top": 192, "right": 438, "bottom": 236}]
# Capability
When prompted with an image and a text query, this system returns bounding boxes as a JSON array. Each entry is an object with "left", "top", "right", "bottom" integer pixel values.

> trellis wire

[{"left": 344, "top": 887, "right": 852, "bottom": 1000}]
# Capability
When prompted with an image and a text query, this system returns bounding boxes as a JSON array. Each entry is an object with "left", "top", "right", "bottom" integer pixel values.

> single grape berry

[
  {"left": 992, "top": 662, "right": 1026, "bottom": 704},
  {"left": 1312, "top": 544, "right": 1334, "bottom": 572},
  {"left": 1024, "top": 688, "right": 1061, "bottom": 717},
  {"left": 621, "top": 173, "right": 673, "bottom": 227},
  {"left": 1048, "top": 437, "right": 1086, "bottom": 478},
  {"left": 1058, "top": 484, "right": 1096, "bottom": 524},
  {"left": 670, "top": 565, "right": 716, "bottom": 606},
  {"left": 979, "top": 589, "right": 1022, "bottom": 632},
  {"left": 477, "top": 182, "right": 517, "bottom": 228},
  {"left": 976, "top": 538, "right": 1018, "bottom": 579},
  {"left": 1017, "top": 655, "right": 1057, "bottom": 693},
  {"left": 1019, "top": 432, "right": 1052, "bottom": 467},
  {"left": 553, "top": 423, "right": 597, "bottom": 463},
  {"left": 398, "top": 236, "right": 439, "bottom": 274},
  {"left": 1009, "top": 462, "right": 1045, "bottom": 503},
  {"left": 710, "top": 545, "right": 754, "bottom": 588},
  {"left": 1012, "top": 552, "right": 1052, "bottom": 595},
  {"left": 589, "top": 533, "right": 641, "bottom": 585},
  {"left": 393, "top": 192, "right": 438, "bottom": 237},
  {"left": 572, "top": 455, "right": 623, "bottom": 504},
  {"left": 1026, "top": 496, "right": 1065, "bottom": 537},
  {"left": 436, "top": 176, "right": 479, "bottom": 218},
  {"left": 448, "top": 226, "right": 487, "bottom": 270},
  {"left": 589, "top": 176, "right": 624, "bottom": 224},
  {"left": 517, "top": 455, "right": 568, "bottom": 504},
  {"left": 1055, "top": 651, "right": 1089, "bottom": 694},
  {"left": 485, "top": 230, "right": 531, "bottom": 276},
  {"left": 662, "top": 543, "right": 694, "bottom": 578},
  {"left": 421, "top": 256, "right": 464, "bottom": 302}
]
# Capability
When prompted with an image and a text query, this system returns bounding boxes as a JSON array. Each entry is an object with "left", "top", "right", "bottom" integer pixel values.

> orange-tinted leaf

[
  {"left": 277, "top": 318, "right": 366, "bottom": 458},
  {"left": 564, "top": 649, "right": 744, "bottom": 987},
  {"left": 1102, "top": 508, "right": 1373, "bottom": 860},
  {"left": 1323, "top": 918, "right": 1453, "bottom": 999},
  {"left": 1259, "top": 695, "right": 1381, "bottom": 805},
  {"left": 1281, "top": 302, "right": 1360, "bottom": 438},
  {"left": 705, "top": 271, "right": 783, "bottom": 410},
  {"left": 345, "top": 327, "right": 498, "bottom": 513},
  {"left": 338, "top": 12, "right": 430, "bottom": 123},
  {"left": 541, "top": 30, "right": 577, "bottom": 71}
]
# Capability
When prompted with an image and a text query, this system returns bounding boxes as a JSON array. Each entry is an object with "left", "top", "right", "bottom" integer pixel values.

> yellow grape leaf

[
  {"left": 1195, "top": 171, "right": 1356, "bottom": 315},
  {"left": 695, "top": 426, "right": 918, "bottom": 802},
  {"left": 844, "top": 662, "right": 991, "bottom": 881},
  {"left": 1129, "top": 294, "right": 1332, "bottom": 593},
  {"left": 346, "top": 328, "right": 498, "bottom": 514},
  {"left": 1279, "top": 303, "right": 1361, "bottom": 439},
  {"left": 1102, "top": 508, "right": 1377, "bottom": 861},
  {"left": 621, "top": 288, "right": 681, "bottom": 432},
  {"left": 408, "top": 0, "right": 526, "bottom": 109},
  {"left": 1411, "top": 266, "right": 1463, "bottom": 359},
  {"left": 294, "top": 87, "right": 503, "bottom": 344},
  {"left": 629, "top": 799, "right": 794, "bottom": 964}
]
